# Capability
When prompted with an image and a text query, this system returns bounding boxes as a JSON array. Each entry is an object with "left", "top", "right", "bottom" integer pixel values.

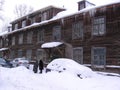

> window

[
  {"left": 15, "top": 24, "right": 18, "bottom": 30},
  {"left": 53, "top": 25, "right": 61, "bottom": 41},
  {"left": 30, "top": 17, "right": 36, "bottom": 24},
  {"left": 92, "top": 17, "right": 106, "bottom": 36},
  {"left": 0, "top": 39, "right": 2, "bottom": 47},
  {"left": 41, "top": 12, "right": 47, "bottom": 21},
  {"left": 27, "top": 31, "right": 33, "bottom": 44},
  {"left": 4, "top": 37, "right": 9, "bottom": 46},
  {"left": 18, "top": 49, "right": 23, "bottom": 58},
  {"left": 10, "top": 51, "right": 15, "bottom": 59},
  {"left": 38, "top": 29, "right": 44, "bottom": 43},
  {"left": 36, "top": 49, "right": 46, "bottom": 61},
  {"left": 12, "top": 36, "right": 15, "bottom": 45},
  {"left": 73, "top": 47, "right": 83, "bottom": 64},
  {"left": 18, "top": 34, "right": 23, "bottom": 44},
  {"left": 92, "top": 47, "right": 106, "bottom": 66},
  {"left": 22, "top": 20, "right": 26, "bottom": 28},
  {"left": 72, "top": 21, "right": 83, "bottom": 39},
  {"left": 26, "top": 49, "right": 32, "bottom": 59},
  {"left": 79, "top": 3, "right": 85, "bottom": 10}
]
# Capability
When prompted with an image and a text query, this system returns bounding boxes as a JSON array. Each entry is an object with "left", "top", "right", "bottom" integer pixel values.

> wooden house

[{"left": 0, "top": 0, "right": 120, "bottom": 73}]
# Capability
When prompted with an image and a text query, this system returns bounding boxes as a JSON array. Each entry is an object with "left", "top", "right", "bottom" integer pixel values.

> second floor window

[
  {"left": 22, "top": 20, "right": 26, "bottom": 28},
  {"left": 0, "top": 39, "right": 3, "bottom": 47},
  {"left": 53, "top": 25, "right": 61, "bottom": 41},
  {"left": 12, "top": 36, "right": 15, "bottom": 45},
  {"left": 92, "top": 17, "right": 106, "bottom": 36},
  {"left": 27, "top": 31, "right": 33, "bottom": 44},
  {"left": 72, "top": 21, "right": 83, "bottom": 39},
  {"left": 37, "top": 29, "right": 44, "bottom": 43},
  {"left": 18, "top": 34, "right": 23, "bottom": 44}
]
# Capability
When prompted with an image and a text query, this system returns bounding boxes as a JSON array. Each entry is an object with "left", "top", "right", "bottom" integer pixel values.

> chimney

[
  {"left": 78, "top": 0, "right": 95, "bottom": 11},
  {"left": 8, "top": 26, "right": 12, "bottom": 32}
]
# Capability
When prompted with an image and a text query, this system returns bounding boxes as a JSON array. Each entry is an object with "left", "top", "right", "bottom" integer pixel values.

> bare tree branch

[{"left": 14, "top": 4, "right": 34, "bottom": 18}]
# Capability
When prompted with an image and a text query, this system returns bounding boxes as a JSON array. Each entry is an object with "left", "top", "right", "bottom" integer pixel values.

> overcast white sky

[{"left": 3, "top": 0, "right": 120, "bottom": 20}]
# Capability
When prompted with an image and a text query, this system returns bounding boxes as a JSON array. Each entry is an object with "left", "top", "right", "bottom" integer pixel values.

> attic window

[
  {"left": 22, "top": 20, "right": 26, "bottom": 28},
  {"left": 15, "top": 23, "right": 18, "bottom": 30},
  {"left": 41, "top": 12, "right": 47, "bottom": 21}
]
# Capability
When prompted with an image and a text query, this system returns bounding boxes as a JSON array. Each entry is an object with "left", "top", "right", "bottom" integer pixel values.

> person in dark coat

[
  {"left": 33, "top": 60, "right": 38, "bottom": 73},
  {"left": 38, "top": 60, "right": 44, "bottom": 74}
]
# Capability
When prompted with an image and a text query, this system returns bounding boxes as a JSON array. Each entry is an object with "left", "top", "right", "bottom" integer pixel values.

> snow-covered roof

[
  {"left": 10, "top": 5, "right": 65, "bottom": 24},
  {"left": 0, "top": 1, "right": 120, "bottom": 37},
  {"left": 41, "top": 42, "right": 63, "bottom": 48}
]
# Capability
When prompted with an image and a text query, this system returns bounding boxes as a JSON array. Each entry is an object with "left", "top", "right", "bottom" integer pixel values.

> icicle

[
  {"left": 61, "top": 18, "right": 64, "bottom": 25},
  {"left": 89, "top": 8, "right": 96, "bottom": 17}
]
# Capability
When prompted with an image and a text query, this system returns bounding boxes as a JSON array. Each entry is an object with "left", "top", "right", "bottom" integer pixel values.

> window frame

[
  {"left": 37, "top": 29, "right": 44, "bottom": 43},
  {"left": 53, "top": 25, "right": 61, "bottom": 41},
  {"left": 14, "top": 23, "right": 18, "bottom": 30},
  {"left": 12, "top": 36, "right": 15, "bottom": 45},
  {"left": 92, "top": 16, "right": 106, "bottom": 36},
  {"left": 26, "top": 49, "right": 32, "bottom": 59},
  {"left": 27, "top": 31, "right": 33, "bottom": 44},
  {"left": 18, "top": 33, "right": 23, "bottom": 44},
  {"left": 22, "top": 20, "right": 26, "bottom": 28},
  {"left": 18, "top": 49, "right": 23, "bottom": 58},
  {"left": 36, "top": 49, "right": 46, "bottom": 61},
  {"left": 91, "top": 47, "right": 106, "bottom": 67},
  {"left": 72, "top": 21, "right": 84, "bottom": 39}
]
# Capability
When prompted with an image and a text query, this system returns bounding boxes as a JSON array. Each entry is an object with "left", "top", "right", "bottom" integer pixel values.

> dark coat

[
  {"left": 38, "top": 60, "right": 43, "bottom": 70},
  {"left": 33, "top": 60, "right": 38, "bottom": 73}
]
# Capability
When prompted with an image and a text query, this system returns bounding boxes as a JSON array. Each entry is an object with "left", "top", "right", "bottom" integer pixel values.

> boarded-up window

[
  {"left": 73, "top": 47, "right": 83, "bottom": 64},
  {"left": 53, "top": 25, "right": 61, "bottom": 41},
  {"left": 93, "top": 17, "right": 106, "bottom": 36},
  {"left": 92, "top": 47, "right": 106, "bottom": 66},
  {"left": 72, "top": 21, "right": 83, "bottom": 39}
]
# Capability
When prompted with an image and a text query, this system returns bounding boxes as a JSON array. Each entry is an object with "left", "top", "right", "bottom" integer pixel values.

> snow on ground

[{"left": 0, "top": 59, "right": 120, "bottom": 90}]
